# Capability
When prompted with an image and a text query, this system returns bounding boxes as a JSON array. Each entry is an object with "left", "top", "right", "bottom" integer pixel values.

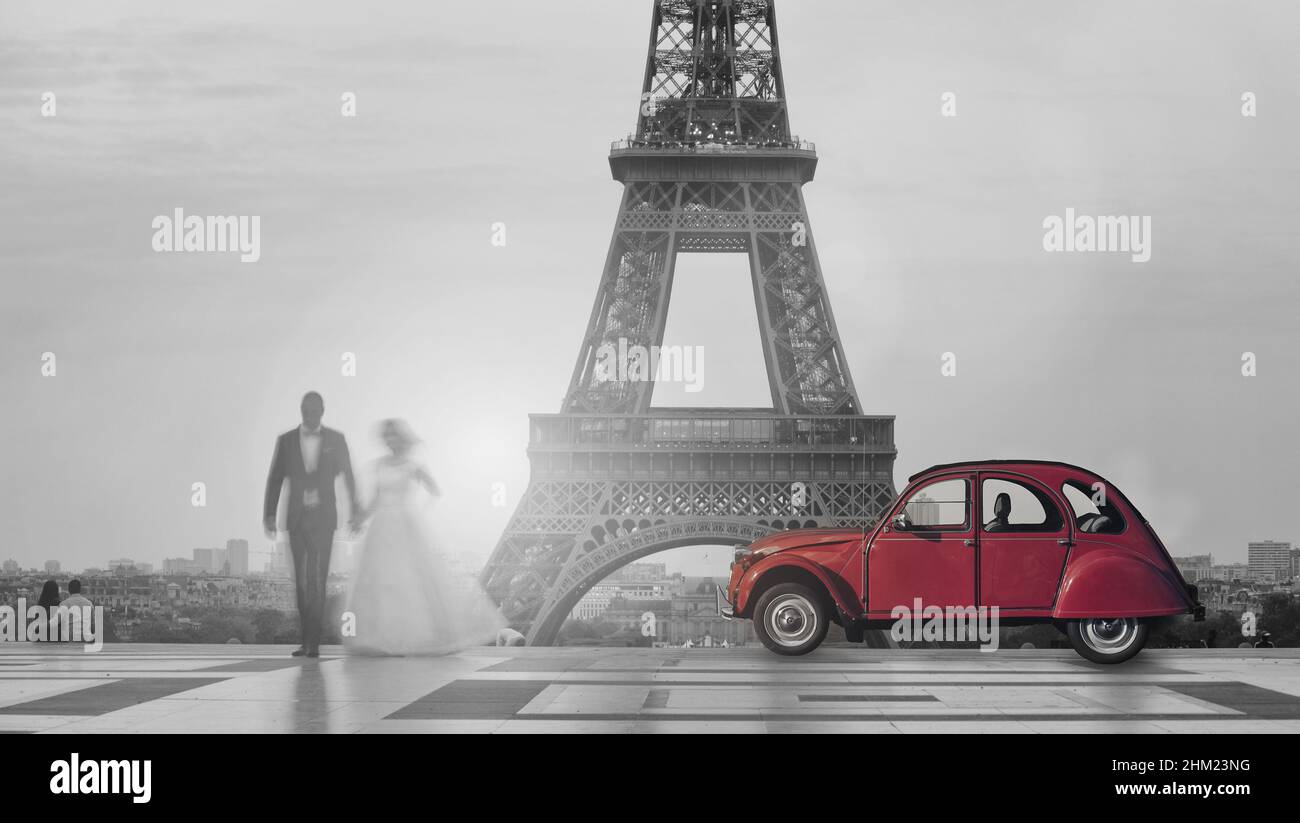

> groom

[{"left": 263, "top": 391, "right": 362, "bottom": 658}]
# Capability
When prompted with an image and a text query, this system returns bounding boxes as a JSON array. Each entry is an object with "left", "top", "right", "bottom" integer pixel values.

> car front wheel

[
  {"left": 753, "top": 583, "right": 829, "bottom": 656},
  {"left": 1066, "top": 617, "right": 1148, "bottom": 664}
]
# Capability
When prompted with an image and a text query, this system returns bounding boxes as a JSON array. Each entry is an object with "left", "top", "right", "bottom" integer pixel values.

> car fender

[
  {"left": 1054, "top": 544, "right": 1191, "bottom": 619},
  {"left": 735, "top": 553, "right": 857, "bottom": 619}
]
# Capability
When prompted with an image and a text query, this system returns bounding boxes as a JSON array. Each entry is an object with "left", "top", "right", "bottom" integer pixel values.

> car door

[
  {"left": 976, "top": 473, "right": 1072, "bottom": 610},
  {"left": 867, "top": 474, "right": 976, "bottom": 615}
]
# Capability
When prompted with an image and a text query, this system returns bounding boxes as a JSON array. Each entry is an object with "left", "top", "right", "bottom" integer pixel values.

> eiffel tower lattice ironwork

[{"left": 482, "top": 0, "right": 897, "bottom": 645}]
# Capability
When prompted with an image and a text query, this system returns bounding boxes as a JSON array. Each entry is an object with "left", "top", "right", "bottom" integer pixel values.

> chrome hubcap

[
  {"left": 1081, "top": 618, "right": 1138, "bottom": 654},
  {"left": 766, "top": 594, "right": 817, "bottom": 647}
]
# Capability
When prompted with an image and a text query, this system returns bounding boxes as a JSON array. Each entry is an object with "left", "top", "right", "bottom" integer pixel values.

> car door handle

[
  {"left": 963, "top": 539, "right": 975, "bottom": 547},
  {"left": 1058, "top": 538, "right": 1073, "bottom": 546}
]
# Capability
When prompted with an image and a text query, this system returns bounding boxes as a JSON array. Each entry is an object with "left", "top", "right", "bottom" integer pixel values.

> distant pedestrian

[
  {"left": 34, "top": 580, "right": 59, "bottom": 641},
  {"left": 55, "top": 579, "right": 95, "bottom": 641},
  {"left": 62, "top": 579, "right": 92, "bottom": 610}
]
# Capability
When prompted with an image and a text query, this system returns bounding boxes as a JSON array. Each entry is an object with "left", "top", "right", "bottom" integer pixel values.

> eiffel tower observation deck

[{"left": 483, "top": 0, "right": 897, "bottom": 645}]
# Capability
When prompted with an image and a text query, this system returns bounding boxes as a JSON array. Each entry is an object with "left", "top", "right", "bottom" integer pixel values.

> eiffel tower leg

[
  {"left": 480, "top": 479, "right": 604, "bottom": 636},
  {"left": 748, "top": 182, "right": 859, "bottom": 416},
  {"left": 565, "top": 183, "right": 682, "bottom": 416}
]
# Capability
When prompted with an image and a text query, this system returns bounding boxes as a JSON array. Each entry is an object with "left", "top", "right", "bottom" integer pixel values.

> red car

[{"left": 723, "top": 461, "right": 1204, "bottom": 663}]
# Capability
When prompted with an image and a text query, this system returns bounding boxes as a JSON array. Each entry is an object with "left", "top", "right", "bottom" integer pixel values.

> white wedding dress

[{"left": 345, "top": 457, "right": 505, "bottom": 656}]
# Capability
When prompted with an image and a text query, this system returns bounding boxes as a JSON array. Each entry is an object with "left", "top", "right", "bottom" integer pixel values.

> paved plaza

[{"left": 0, "top": 643, "right": 1297, "bottom": 733}]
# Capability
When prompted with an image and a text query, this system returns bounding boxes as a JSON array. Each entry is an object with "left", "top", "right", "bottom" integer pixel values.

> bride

[{"left": 345, "top": 419, "right": 506, "bottom": 656}]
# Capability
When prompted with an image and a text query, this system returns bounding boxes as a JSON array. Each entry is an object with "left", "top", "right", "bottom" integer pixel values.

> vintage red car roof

[{"left": 908, "top": 459, "right": 1101, "bottom": 483}]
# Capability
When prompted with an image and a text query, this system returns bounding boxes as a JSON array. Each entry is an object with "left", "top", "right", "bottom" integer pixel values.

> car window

[
  {"left": 982, "top": 477, "right": 1063, "bottom": 533},
  {"left": 1061, "top": 480, "right": 1126, "bottom": 534},
  {"left": 900, "top": 478, "right": 968, "bottom": 531},
  {"left": 1061, "top": 483, "right": 1099, "bottom": 518}
]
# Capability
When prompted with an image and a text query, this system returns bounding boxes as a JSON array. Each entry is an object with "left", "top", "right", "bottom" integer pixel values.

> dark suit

[{"left": 263, "top": 426, "right": 359, "bottom": 653}]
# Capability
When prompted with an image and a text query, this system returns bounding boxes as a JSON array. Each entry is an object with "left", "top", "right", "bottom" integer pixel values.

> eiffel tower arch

[{"left": 483, "top": 0, "right": 897, "bottom": 645}]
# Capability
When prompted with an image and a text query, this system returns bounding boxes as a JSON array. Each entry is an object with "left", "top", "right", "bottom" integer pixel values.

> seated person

[
  {"left": 1079, "top": 505, "right": 1120, "bottom": 533},
  {"left": 33, "top": 580, "right": 60, "bottom": 641},
  {"left": 62, "top": 579, "right": 92, "bottom": 611}
]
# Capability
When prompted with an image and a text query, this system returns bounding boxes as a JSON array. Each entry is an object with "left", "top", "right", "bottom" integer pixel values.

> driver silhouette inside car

[{"left": 984, "top": 492, "right": 1012, "bottom": 532}]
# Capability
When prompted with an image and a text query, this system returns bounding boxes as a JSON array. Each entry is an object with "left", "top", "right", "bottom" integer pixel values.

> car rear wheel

[
  {"left": 753, "top": 583, "right": 829, "bottom": 656},
  {"left": 1066, "top": 617, "right": 1148, "bottom": 664}
]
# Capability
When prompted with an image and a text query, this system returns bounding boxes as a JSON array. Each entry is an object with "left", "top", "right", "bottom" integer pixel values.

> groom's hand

[{"left": 263, "top": 516, "right": 277, "bottom": 540}]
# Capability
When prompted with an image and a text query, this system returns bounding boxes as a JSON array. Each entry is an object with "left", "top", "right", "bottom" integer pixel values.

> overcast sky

[{"left": 2, "top": 0, "right": 1298, "bottom": 575}]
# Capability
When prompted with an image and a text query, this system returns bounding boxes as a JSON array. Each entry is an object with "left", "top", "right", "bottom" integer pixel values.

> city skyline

[{"left": 7, "top": 535, "right": 1296, "bottom": 581}]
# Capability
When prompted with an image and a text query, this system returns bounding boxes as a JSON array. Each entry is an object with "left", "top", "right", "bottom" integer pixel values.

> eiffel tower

[{"left": 482, "top": 0, "right": 897, "bottom": 645}]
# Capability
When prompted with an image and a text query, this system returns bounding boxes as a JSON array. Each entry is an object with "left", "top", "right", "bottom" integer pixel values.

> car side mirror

[{"left": 891, "top": 512, "right": 911, "bottom": 531}]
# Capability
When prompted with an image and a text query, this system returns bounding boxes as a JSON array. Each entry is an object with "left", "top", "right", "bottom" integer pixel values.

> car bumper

[{"left": 716, "top": 585, "right": 735, "bottom": 620}]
